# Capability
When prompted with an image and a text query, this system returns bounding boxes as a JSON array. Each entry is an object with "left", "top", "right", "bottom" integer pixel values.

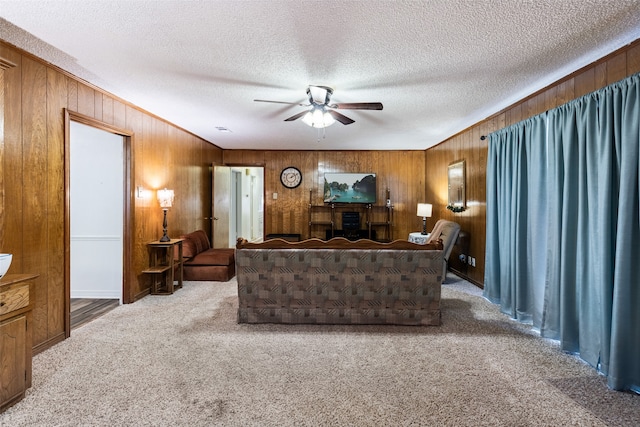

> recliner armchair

[{"left": 426, "top": 219, "right": 461, "bottom": 279}]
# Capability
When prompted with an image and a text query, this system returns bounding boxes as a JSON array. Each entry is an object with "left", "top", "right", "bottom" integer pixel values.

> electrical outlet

[
  {"left": 471, "top": 257, "right": 476, "bottom": 267},
  {"left": 467, "top": 256, "right": 472, "bottom": 265}
]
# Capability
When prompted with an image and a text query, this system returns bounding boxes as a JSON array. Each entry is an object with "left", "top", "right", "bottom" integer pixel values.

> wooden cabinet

[
  {"left": 143, "top": 239, "right": 184, "bottom": 295},
  {"left": 0, "top": 274, "right": 37, "bottom": 413}
]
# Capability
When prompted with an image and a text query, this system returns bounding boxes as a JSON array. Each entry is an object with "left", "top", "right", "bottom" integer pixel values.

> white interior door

[
  {"left": 70, "top": 121, "right": 123, "bottom": 301},
  {"left": 212, "top": 165, "right": 231, "bottom": 248}
]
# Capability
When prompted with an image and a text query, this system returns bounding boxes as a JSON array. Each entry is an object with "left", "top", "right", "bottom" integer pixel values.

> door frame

[
  {"left": 63, "top": 109, "right": 134, "bottom": 337},
  {"left": 212, "top": 164, "right": 265, "bottom": 247}
]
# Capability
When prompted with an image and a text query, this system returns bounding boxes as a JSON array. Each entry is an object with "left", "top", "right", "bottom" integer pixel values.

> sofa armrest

[{"left": 180, "top": 230, "right": 211, "bottom": 257}]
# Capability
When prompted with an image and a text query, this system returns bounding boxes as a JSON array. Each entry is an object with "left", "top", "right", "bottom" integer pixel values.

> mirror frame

[{"left": 447, "top": 160, "right": 466, "bottom": 210}]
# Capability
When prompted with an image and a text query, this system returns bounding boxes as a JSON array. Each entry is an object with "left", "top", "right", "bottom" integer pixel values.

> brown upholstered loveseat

[
  {"left": 179, "top": 230, "right": 235, "bottom": 281},
  {"left": 235, "top": 237, "right": 444, "bottom": 326}
]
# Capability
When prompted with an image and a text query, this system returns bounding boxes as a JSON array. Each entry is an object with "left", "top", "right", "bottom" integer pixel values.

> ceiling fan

[{"left": 254, "top": 85, "right": 383, "bottom": 128}]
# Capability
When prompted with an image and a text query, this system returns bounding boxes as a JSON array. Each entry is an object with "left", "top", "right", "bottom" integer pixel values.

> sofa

[
  {"left": 235, "top": 237, "right": 444, "bottom": 326},
  {"left": 179, "top": 230, "right": 235, "bottom": 281}
]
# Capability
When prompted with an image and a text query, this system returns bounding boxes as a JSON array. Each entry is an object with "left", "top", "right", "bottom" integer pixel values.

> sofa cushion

[
  {"left": 180, "top": 230, "right": 211, "bottom": 258},
  {"left": 186, "top": 248, "right": 235, "bottom": 266},
  {"left": 184, "top": 264, "right": 235, "bottom": 282}
]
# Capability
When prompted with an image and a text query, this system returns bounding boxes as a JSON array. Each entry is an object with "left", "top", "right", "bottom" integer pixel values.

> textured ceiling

[{"left": 1, "top": 0, "right": 640, "bottom": 150}]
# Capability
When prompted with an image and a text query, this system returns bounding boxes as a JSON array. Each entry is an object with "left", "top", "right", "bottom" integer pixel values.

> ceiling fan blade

[
  {"left": 330, "top": 102, "right": 383, "bottom": 110},
  {"left": 284, "top": 110, "right": 309, "bottom": 122},
  {"left": 254, "top": 99, "right": 309, "bottom": 107},
  {"left": 327, "top": 110, "right": 355, "bottom": 125}
]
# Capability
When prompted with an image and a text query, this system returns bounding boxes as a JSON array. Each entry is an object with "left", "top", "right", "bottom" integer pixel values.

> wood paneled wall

[
  {"left": 426, "top": 39, "right": 640, "bottom": 286},
  {"left": 223, "top": 150, "right": 426, "bottom": 241},
  {"left": 1, "top": 41, "right": 222, "bottom": 352}
]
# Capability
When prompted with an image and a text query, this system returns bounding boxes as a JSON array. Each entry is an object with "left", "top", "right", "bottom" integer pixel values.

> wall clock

[{"left": 280, "top": 166, "right": 302, "bottom": 189}]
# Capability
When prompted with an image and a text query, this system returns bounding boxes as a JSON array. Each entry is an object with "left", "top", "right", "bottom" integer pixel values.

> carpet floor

[{"left": 1, "top": 274, "right": 638, "bottom": 426}]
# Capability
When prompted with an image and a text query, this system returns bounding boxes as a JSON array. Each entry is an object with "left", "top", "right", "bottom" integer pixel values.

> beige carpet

[{"left": 1, "top": 274, "right": 638, "bottom": 426}]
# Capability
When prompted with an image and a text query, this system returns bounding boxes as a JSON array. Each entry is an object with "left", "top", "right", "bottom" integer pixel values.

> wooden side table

[
  {"left": 1, "top": 273, "right": 37, "bottom": 413},
  {"left": 143, "top": 239, "right": 184, "bottom": 295}
]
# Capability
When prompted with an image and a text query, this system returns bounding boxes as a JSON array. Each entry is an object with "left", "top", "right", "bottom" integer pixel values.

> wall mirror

[{"left": 447, "top": 160, "right": 466, "bottom": 209}]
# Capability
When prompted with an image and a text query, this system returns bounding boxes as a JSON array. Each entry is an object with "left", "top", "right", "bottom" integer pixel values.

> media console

[{"left": 308, "top": 189, "right": 393, "bottom": 241}]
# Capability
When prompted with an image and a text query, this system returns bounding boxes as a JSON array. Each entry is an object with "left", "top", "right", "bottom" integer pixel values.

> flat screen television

[{"left": 323, "top": 173, "right": 376, "bottom": 204}]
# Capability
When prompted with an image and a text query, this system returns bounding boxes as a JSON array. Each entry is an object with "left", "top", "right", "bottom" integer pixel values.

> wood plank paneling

[
  {"left": 628, "top": 44, "right": 640, "bottom": 75},
  {"left": 76, "top": 84, "right": 95, "bottom": 117},
  {"left": 67, "top": 79, "right": 78, "bottom": 112},
  {"left": 102, "top": 96, "right": 114, "bottom": 125},
  {"left": 556, "top": 79, "right": 575, "bottom": 106},
  {"left": 594, "top": 62, "right": 608, "bottom": 91},
  {"left": 94, "top": 92, "right": 103, "bottom": 121},
  {"left": 574, "top": 67, "right": 595, "bottom": 98},
  {"left": 21, "top": 57, "right": 49, "bottom": 345},
  {"left": 113, "top": 99, "right": 126, "bottom": 129},
  {"left": 606, "top": 53, "right": 627, "bottom": 84}
]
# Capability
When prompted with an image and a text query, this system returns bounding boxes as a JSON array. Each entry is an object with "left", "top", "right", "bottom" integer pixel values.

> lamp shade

[
  {"left": 157, "top": 188, "right": 174, "bottom": 208},
  {"left": 417, "top": 203, "right": 432, "bottom": 218}
]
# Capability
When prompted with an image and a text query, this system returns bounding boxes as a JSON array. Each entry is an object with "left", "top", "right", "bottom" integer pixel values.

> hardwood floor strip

[{"left": 71, "top": 298, "right": 119, "bottom": 330}]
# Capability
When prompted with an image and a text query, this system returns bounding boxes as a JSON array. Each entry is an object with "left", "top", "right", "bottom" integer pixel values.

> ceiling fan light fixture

[{"left": 301, "top": 107, "right": 336, "bottom": 128}]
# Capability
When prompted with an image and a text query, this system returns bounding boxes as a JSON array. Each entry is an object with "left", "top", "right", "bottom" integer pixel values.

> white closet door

[{"left": 70, "top": 121, "right": 123, "bottom": 300}]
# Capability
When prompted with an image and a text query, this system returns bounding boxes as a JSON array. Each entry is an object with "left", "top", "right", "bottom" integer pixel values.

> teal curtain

[
  {"left": 485, "top": 73, "right": 640, "bottom": 392},
  {"left": 599, "top": 75, "right": 640, "bottom": 391},
  {"left": 484, "top": 116, "right": 547, "bottom": 324},
  {"left": 544, "top": 93, "right": 608, "bottom": 371}
]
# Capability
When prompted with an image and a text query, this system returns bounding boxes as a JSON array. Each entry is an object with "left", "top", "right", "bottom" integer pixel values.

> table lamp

[
  {"left": 157, "top": 188, "right": 175, "bottom": 242},
  {"left": 417, "top": 203, "right": 432, "bottom": 235}
]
